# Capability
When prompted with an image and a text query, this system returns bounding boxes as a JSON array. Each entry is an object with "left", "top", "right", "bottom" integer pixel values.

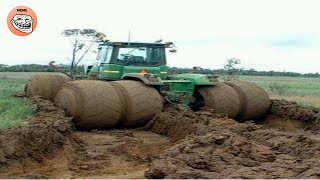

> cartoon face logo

[
  {"left": 11, "top": 14, "right": 33, "bottom": 33},
  {"left": 7, "top": 6, "right": 37, "bottom": 36}
]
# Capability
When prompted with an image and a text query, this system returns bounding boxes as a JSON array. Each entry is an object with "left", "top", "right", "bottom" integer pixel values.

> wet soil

[
  {"left": 0, "top": 98, "right": 319, "bottom": 178},
  {"left": 145, "top": 109, "right": 320, "bottom": 178}
]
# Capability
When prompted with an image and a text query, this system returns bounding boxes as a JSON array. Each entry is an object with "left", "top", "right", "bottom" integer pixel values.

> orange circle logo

[{"left": 7, "top": 6, "right": 37, "bottom": 36}]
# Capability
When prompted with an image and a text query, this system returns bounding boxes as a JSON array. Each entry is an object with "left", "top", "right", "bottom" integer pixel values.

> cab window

[{"left": 110, "top": 46, "right": 166, "bottom": 66}]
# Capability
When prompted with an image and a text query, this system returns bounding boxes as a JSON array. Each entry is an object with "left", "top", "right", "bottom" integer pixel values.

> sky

[{"left": 1, "top": 0, "right": 320, "bottom": 73}]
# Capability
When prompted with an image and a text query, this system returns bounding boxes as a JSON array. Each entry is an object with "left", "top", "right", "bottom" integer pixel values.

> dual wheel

[
  {"left": 25, "top": 75, "right": 270, "bottom": 129},
  {"left": 198, "top": 81, "right": 270, "bottom": 120}
]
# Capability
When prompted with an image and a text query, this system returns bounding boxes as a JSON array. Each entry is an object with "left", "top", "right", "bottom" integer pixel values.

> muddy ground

[{"left": 0, "top": 97, "right": 319, "bottom": 178}]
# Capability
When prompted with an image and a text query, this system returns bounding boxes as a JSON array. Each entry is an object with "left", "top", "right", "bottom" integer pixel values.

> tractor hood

[{"left": 99, "top": 64, "right": 168, "bottom": 80}]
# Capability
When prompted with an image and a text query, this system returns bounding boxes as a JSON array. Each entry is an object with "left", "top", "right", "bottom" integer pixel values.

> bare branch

[
  {"left": 62, "top": 28, "right": 105, "bottom": 77},
  {"left": 75, "top": 42, "right": 95, "bottom": 67}
]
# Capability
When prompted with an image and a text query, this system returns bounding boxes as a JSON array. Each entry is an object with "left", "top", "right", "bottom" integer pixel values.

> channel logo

[{"left": 7, "top": 6, "right": 38, "bottom": 36}]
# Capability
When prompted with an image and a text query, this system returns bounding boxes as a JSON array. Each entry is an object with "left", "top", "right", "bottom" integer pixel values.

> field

[
  {"left": 240, "top": 76, "right": 320, "bottom": 108},
  {"left": 0, "top": 72, "right": 56, "bottom": 128}
]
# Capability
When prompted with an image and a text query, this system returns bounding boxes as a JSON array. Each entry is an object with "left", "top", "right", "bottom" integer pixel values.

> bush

[
  {"left": 222, "top": 58, "right": 242, "bottom": 82},
  {"left": 268, "top": 82, "right": 289, "bottom": 95}
]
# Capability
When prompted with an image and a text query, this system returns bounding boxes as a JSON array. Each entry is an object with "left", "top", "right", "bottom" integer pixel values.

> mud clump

[
  {"left": 269, "top": 99, "right": 320, "bottom": 123},
  {"left": 107, "top": 131, "right": 172, "bottom": 163},
  {"left": 0, "top": 96, "right": 73, "bottom": 166},
  {"left": 145, "top": 108, "right": 320, "bottom": 179},
  {"left": 146, "top": 107, "right": 227, "bottom": 141}
]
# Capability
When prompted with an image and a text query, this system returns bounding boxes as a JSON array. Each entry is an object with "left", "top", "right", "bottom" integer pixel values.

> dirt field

[{"left": 0, "top": 96, "right": 319, "bottom": 178}]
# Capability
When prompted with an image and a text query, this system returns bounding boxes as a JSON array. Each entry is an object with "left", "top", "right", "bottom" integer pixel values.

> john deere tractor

[{"left": 25, "top": 40, "right": 270, "bottom": 129}]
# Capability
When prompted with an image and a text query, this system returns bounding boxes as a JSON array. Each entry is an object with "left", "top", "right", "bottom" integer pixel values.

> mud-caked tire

[
  {"left": 110, "top": 80, "right": 163, "bottom": 126},
  {"left": 198, "top": 83, "right": 240, "bottom": 119},
  {"left": 25, "top": 74, "right": 71, "bottom": 101},
  {"left": 54, "top": 80, "right": 122, "bottom": 129},
  {"left": 226, "top": 81, "right": 270, "bottom": 120}
]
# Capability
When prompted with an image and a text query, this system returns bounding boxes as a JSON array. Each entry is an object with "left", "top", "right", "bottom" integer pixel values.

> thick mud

[
  {"left": 0, "top": 96, "right": 72, "bottom": 167},
  {"left": 145, "top": 106, "right": 320, "bottom": 178},
  {"left": 0, "top": 96, "right": 171, "bottom": 178},
  {"left": 0, "top": 98, "right": 319, "bottom": 178},
  {"left": 270, "top": 99, "right": 320, "bottom": 122}
]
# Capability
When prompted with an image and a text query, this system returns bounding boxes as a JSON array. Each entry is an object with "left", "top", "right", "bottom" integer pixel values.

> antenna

[
  {"left": 128, "top": 29, "right": 131, "bottom": 46},
  {"left": 154, "top": 39, "right": 163, "bottom": 43}
]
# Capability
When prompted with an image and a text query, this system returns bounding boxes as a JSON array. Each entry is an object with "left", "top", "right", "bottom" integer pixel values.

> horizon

[{"left": 2, "top": 62, "right": 320, "bottom": 75}]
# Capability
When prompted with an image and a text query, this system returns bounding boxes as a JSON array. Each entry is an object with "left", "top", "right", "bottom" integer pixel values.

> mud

[
  {"left": 0, "top": 96, "right": 72, "bottom": 167},
  {"left": 145, "top": 110, "right": 320, "bottom": 178},
  {"left": 0, "top": 96, "right": 171, "bottom": 178},
  {"left": 0, "top": 98, "right": 320, "bottom": 178},
  {"left": 269, "top": 99, "right": 320, "bottom": 123}
]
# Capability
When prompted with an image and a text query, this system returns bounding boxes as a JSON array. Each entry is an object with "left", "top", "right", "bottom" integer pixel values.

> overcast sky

[{"left": 1, "top": 0, "right": 320, "bottom": 73}]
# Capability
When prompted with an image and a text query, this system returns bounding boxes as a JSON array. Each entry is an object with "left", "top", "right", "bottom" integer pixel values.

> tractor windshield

[{"left": 110, "top": 46, "right": 166, "bottom": 66}]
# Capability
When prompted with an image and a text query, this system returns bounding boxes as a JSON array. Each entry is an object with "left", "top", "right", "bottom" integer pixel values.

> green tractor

[
  {"left": 25, "top": 40, "right": 270, "bottom": 130},
  {"left": 86, "top": 41, "right": 218, "bottom": 107}
]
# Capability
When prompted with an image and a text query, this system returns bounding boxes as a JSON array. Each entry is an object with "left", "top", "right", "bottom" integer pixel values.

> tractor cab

[
  {"left": 98, "top": 42, "right": 169, "bottom": 66},
  {"left": 87, "top": 41, "right": 176, "bottom": 81}
]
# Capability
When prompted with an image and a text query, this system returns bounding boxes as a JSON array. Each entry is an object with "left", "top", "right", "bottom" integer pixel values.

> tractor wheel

[
  {"left": 25, "top": 74, "right": 71, "bottom": 101},
  {"left": 226, "top": 81, "right": 270, "bottom": 120},
  {"left": 197, "top": 83, "right": 240, "bottom": 119},
  {"left": 88, "top": 72, "right": 98, "bottom": 80},
  {"left": 110, "top": 80, "right": 163, "bottom": 126},
  {"left": 54, "top": 80, "right": 122, "bottom": 129}
]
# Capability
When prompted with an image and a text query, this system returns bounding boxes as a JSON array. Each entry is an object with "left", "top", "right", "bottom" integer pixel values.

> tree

[
  {"left": 223, "top": 57, "right": 242, "bottom": 81},
  {"left": 0, "top": 64, "right": 9, "bottom": 72},
  {"left": 62, "top": 29, "right": 106, "bottom": 78}
]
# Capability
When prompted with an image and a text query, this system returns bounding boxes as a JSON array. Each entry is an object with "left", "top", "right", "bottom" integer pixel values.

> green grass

[
  {"left": 0, "top": 72, "right": 39, "bottom": 129},
  {"left": 239, "top": 76, "right": 320, "bottom": 108}
]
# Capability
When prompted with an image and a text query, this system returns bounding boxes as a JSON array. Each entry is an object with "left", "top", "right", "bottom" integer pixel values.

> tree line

[
  {"left": 168, "top": 67, "right": 320, "bottom": 78},
  {"left": 0, "top": 63, "right": 319, "bottom": 78},
  {"left": 0, "top": 64, "right": 84, "bottom": 74}
]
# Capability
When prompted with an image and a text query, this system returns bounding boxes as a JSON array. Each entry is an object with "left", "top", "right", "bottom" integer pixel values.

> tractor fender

[
  {"left": 121, "top": 73, "right": 163, "bottom": 85},
  {"left": 174, "top": 74, "right": 217, "bottom": 85}
]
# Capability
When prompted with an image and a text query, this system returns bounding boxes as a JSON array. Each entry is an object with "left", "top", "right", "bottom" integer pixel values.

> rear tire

[
  {"left": 226, "top": 81, "right": 270, "bottom": 120},
  {"left": 54, "top": 80, "right": 122, "bottom": 129},
  {"left": 110, "top": 80, "right": 163, "bottom": 126},
  {"left": 25, "top": 74, "right": 71, "bottom": 101},
  {"left": 197, "top": 83, "right": 240, "bottom": 118}
]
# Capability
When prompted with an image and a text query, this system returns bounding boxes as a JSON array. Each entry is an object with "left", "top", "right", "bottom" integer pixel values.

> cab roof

[{"left": 99, "top": 41, "right": 173, "bottom": 48}]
